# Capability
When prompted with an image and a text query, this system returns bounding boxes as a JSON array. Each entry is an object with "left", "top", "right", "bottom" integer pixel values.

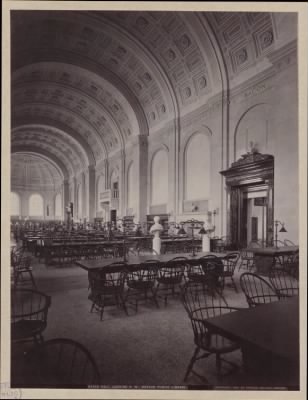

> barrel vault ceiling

[{"left": 11, "top": 10, "right": 291, "bottom": 188}]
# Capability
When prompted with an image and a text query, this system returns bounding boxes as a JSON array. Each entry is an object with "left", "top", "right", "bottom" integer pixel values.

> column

[
  {"left": 104, "top": 159, "right": 109, "bottom": 190},
  {"left": 120, "top": 150, "right": 125, "bottom": 217},
  {"left": 82, "top": 172, "right": 86, "bottom": 220},
  {"left": 73, "top": 177, "right": 77, "bottom": 221},
  {"left": 88, "top": 165, "right": 96, "bottom": 222},
  {"left": 63, "top": 179, "right": 69, "bottom": 217},
  {"left": 136, "top": 135, "right": 148, "bottom": 225}
]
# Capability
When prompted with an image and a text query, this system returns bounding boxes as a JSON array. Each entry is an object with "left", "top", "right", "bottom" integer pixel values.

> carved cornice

[
  {"left": 230, "top": 69, "right": 275, "bottom": 103},
  {"left": 11, "top": 183, "right": 57, "bottom": 193},
  {"left": 267, "top": 40, "right": 297, "bottom": 68},
  {"left": 220, "top": 151, "right": 274, "bottom": 187},
  {"left": 230, "top": 40, "right": 297, "bottom": 103},
  {"left": 231, "top": 151, "right": 274, "bottom": 168}
]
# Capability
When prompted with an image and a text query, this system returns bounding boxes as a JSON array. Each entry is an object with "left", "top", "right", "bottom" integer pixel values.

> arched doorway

[{"left": 220, "top": 151, "right": 274, "bottom": 248}]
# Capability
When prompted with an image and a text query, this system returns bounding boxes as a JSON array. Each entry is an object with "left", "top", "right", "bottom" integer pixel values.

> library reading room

[{"left": 5, "top": 6, "right": 305, "bottom": 394}]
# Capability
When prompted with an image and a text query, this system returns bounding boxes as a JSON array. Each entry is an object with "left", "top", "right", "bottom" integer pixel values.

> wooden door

[{"left": 251, "top": 217, "right": 258, "bottom": 241}]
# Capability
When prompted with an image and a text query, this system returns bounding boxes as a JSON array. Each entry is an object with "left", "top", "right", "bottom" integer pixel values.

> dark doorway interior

[{"left": 220, "top": 152, "right": 274, "bottom": 248}]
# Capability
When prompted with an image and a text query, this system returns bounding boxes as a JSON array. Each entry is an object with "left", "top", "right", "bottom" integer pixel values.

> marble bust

[
  {"left": 150, "top": 216, "right": 163, "bottom": 237},
  {"left": 149, "top": 216, "right": 163, "bottom": 254}
]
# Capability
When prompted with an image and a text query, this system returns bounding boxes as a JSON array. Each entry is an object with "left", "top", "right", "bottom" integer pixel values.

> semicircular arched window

[
  {"left": 29, "top": 193, "right": 44, "bottom": 217},
  {"left": 11, "top": 192, "right": 21, "bottom": 216},
  {"left": 55, "top": 193, "right": 62, "bottom": 218}
]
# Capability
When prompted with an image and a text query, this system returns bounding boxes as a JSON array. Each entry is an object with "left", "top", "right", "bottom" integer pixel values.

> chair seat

[
  {"left": 11, "top": 320, "right": 46, "bottom": 340},
  {"left": 88, "top": 283, "right": 121, "bottom": 298},
  {"left": 187, "top": 273, "right": 217, "bottom": 285},
  {"left": 187, "top": 273, "right": 208, "bottom": 281},
  {"left": 127, "top": 280, "right": 155, "bottom": 290},
  {"left": 16, "top": 267, "right": 33, "bottom": 272},
  {"left": 88, "top": 293, "right": 119, "bottom": 307},
  {"left": 157, "top": 276, "right": 182, "bottom": 285},
  {"left": 249, "top": 294, "right": 279, "bottom": 305},
  {"left": 195, "top": 333, "right": 239, "bottom": 354}
]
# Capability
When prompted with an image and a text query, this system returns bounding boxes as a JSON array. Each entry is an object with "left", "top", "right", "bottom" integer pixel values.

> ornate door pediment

[{"left": 221, "top": 151, "right": 274, "bottom": 186}]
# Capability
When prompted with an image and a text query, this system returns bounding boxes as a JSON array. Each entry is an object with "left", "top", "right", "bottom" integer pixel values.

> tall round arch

[
  {"left": 29, "top": 193, "right": 44, "bottom": 217},
  {"left": 150, "top": 148, "right": 169, "bottom": 207},
  {"left": 183, "top": 131, "right": 211, "bottom": 202},
  {"left": 11, "top": 192, "right": 21, "bottom": 216}
]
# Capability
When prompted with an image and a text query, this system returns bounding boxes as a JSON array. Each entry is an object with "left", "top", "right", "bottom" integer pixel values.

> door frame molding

[{"left": 220, "top": 151, "right": 274, "bottom": 248}]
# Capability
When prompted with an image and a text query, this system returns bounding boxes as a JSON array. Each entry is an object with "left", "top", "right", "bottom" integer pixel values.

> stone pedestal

[
  {"left": 150, "top": 216, "right": 163, "bottom": 255},
  {"left": 202, "top": 234, "right": 210, "bottom": 252},
  {"left": 153, "top": 233, "right": 161, "bottom": 255}
]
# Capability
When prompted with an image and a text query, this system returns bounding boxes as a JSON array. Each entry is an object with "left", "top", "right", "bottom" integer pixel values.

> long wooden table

[
  {"left": 204, "top": 296, "right": 299, "bottom": 388},
  {"left": 34, "top": 236, "right": 202, "bottom": 264},
  {"left": 244, "top": 246, "right": 298, "bottom": 256},
  {"left": 76, "top": 251, "right": 227, "bottom": 271},
  {"left": 243, "top": 246, "right": 299, "bottom": 275}
]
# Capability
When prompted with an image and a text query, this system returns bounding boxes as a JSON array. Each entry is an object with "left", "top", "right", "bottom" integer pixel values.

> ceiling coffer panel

[{"left": 11, "top": 153, "right": 63, "bottom": 189}]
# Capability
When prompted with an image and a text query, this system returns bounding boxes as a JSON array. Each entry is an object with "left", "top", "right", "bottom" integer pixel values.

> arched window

[
  {"left": 127, "top": 162, "right": 135, "bottom": 211},
  {"left": 185, "top": 133, "right": 210, "bottom": 200},
  {"left": 234, "top": 104, "right": 270, "bottom": 161},
  {"left": 151, "top": 149, "right": 168, "bottom": 205},
  {"left": 29, "top": 193, "right": 44, "bottom": 217},
  {"left": 11, "top": 192, "right": 20, "bottom": 216},
  {"left": 55, "top": 193, "right": 62, "bottom": 218}
]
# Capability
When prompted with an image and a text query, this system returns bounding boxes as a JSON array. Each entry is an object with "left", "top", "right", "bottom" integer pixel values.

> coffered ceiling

[
  {"left": 11, "top": 10, "right": 294, "bottom": 190},
  {"left": 11, "top": 153, "right": 63, "bottom": 190}
]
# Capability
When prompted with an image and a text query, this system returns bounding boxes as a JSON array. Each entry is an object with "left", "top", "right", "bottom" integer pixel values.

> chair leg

[
  {"left": 151, "top": 288, "right": 160, "bottom": 308},
  {"left": 14, "top": 273, "right": 19, "bottom": 288},
  {"left": 231, "top": 277, "right": 238, "bottom": 292},
  {"left": 100, "top": 301, "right": 105, "bottom": 321},
  {"left": 29, "top": 271, "right": 37, "bottom": 289},
  {"left": 120, "top": 294, "right": 129, "bottom": 316},
  {"left": 184, "top": 347, "right": 200, "bottom": 382},
  {"left": 216, "top": 354, "right": 222, "bottom": 376},
  {"left": 154, "top": 283, "right": 160, "bottom": 300},
  {"left": 221, "top": 293, "right": 228, "bottom": 307}
]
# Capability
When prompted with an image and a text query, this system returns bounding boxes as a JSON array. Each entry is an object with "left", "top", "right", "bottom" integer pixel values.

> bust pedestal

[
  {"left": 150, "top": 216, "right": 163, "bottom": 255},
  {"left": 152, "top": 231, "right": 161, "bottom": 255},
  {"left": 202, "top": 234, "right": 210, "bottom": 252}
]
